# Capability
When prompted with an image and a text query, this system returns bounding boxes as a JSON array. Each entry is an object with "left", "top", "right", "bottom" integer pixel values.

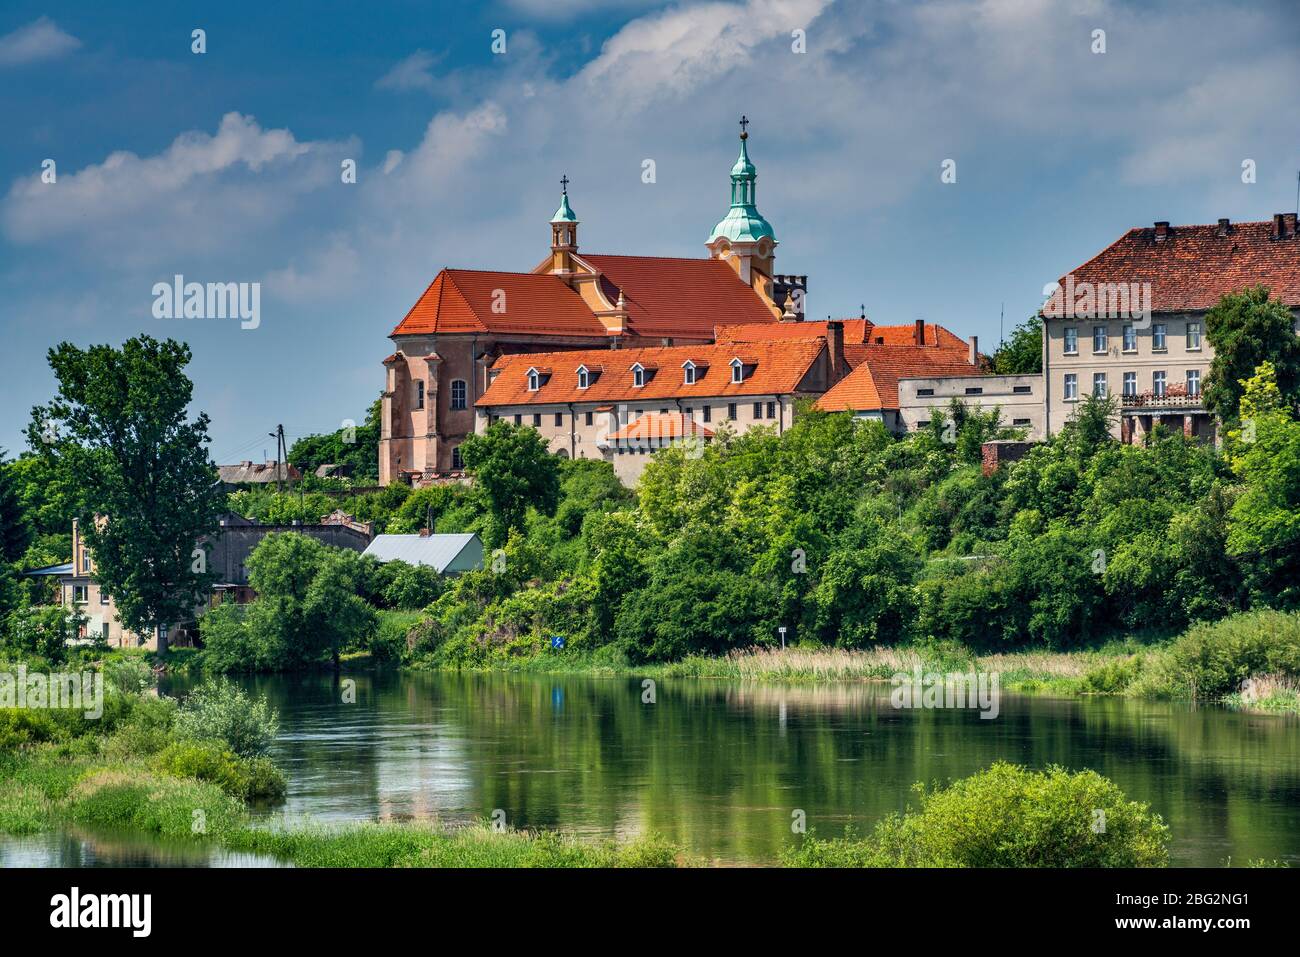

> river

[{"left": 4, "top": 670, "right": 1298, "bottom": 866}]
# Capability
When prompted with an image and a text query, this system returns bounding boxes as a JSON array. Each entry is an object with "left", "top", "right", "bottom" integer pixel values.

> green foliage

[
  {"left": 153, "top": 740, "right": 286, "bottom": 801},
  {"left": 27, "top": 336, "right": 224, "bottom": 646},
  {"left": 1143, "top": 610, "right": 1300, "bottom": 699},
  {"left": 173, "top": 679, "right": 279, "bottom": 758},
  {"left": 459, "top": 421, "right": 561, "bottom": 548},
  {"left": 989, "top": 316, "right": 1044, "bottom": 375},
  {"left": 287, "top": 397, "right": 382, "bottom": 482},
  {"left": 1204, "top": 286, "right": 1300, "bottom": 422},
  {"left": 784, "top": 763, "right": 1168, "bottom": 867}
]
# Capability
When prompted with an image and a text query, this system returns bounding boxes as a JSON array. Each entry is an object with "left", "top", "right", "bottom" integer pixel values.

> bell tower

[
  {"left": 706, "top": 117, "right": 777, "bottom": 292},
  {"left": 549, "top": 174, "right": 579, "bottom": 275}
]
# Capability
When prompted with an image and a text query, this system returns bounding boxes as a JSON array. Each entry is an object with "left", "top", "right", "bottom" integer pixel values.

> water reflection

[
  {"left": 151, "top": 670, "right": 1300, "bottom": 867},
  {"left": 0, "top": 828, "right": 289, "bottom": 868}
]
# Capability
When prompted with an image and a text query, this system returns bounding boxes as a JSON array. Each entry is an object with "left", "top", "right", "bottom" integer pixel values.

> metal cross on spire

[
  {"left": 738, "top": 115, "right": 749, "bottom": 139},
  {"left": 560, "top": 174, "right": 570, "bottom": 193}
]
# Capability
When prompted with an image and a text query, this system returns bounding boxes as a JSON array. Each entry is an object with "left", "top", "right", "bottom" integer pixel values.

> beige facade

[
  {"left": 474, "top": 395, "right": 794, "bottom": 474},
  {"left": 1043, "top": 313, "right": 1217, "bottom": 441},
  {"left": 899, "top": 373, "right": 1045, "bottom": 440}
]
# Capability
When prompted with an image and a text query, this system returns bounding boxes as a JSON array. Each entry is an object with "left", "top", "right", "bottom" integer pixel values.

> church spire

[
  {"left": 549, "top": 174, "right": 579, "bottom": 274},
  {"left": 708, "top": 116, "right": 775, "bottom": 246}
]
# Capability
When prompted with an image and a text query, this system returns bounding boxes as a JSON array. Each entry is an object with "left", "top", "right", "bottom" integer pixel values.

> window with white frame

[
  {"left": 1092, "top": 326, "right": 1108, "bottom": 353},
  {"left": 1186, "top": 322, "right": 1202, "bottom": 350},
  {"left": 527, "top": 369, "right": 541, "bottom": 391},
  {"left": 1152, "top": 324, "right": 1167, "bottom": 350},
  {"left": 683, "top": 362, "right": 696, "bottom": 385},
  {"left": 1063, "top": 327, "right": 1078, "bottom": 355},
  {"left": 730, "top": 359, "right": 744, "bottom": 384},
  {"left": 1123, "top": 325, "right": 1137, "bottom": 352},
  {"left": 1186, "top": 369, "right": 1201, "bottom": 395},
  {"left": 1123, "top": 371, "right": 1136, "bottom": 396},
  {"left": 1064, "top": 373, "right": 1078, "bottom": 400},
  {"left": 1093, "top": 372, "right": 1107, "bottom": 397},
  {"left": 577, "top": 366, "right": 590, "bottom": 389},
  {"left": 1153, "top": 371, "right": 1166, "bottom": 396},
  {"left": 450, "top": 379, "right": 467, "bottom": 410},
  {"left": 632, "top": 364, "right": 646, "bottom": 387}
]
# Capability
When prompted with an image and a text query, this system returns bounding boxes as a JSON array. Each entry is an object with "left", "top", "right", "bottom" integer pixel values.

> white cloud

[
  {"left": 376, "top": 50, "right": 439, "bottom": 93},
  {"left": 0, "top": 17, "right": 80, "bottom": 67},
  {"left": 2, "top": 112, "right": 347, "bottom": 256}
]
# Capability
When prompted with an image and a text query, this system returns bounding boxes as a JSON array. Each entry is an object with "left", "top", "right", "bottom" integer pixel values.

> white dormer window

[
  {"left": 730, "top": 358, "right": 744, "bottom": 384},
  {"left": 683, "top": 361, "right": 697, "bottom": 385},
  {"left": 527, "top": 368, "right": 541, "bottom": 391},
  {"left": 632, "top": 363, "right": 646, "bottom": 388},
  {"left": 577, "top": 365, "right": 590, "bottom": 389}
]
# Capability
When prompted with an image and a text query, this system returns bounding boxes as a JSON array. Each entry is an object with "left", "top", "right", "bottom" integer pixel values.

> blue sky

[{"left": 2, "top": 0, "right": 1298, "bottom": 461}]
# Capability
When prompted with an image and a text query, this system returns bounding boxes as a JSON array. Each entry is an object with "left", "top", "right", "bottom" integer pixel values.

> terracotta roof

[
  {"left": 816, "top": 346, "right": 980, "bottom": 412},
  {"left": 478, "top": 339, "right": 825, "bottom": 407},
  {"left": 392, "top": 269, "right": 607, "bottom": 337},
  {"left": 581, "top": 254, "right": 778, "bottom": 337},
  {"left": 605, "top": 412, "right": 715, "bottom": 443},
  {"left": 1042, "top": 217, "right": 1300, "bottom": 318},
  {"left": 716, "top": 318, "right": 875, "bottom": 344}
]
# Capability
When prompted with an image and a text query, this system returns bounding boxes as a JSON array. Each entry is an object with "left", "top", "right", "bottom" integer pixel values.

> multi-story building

[
  {"left": 474, "top": 335, "right": 842, "bottom": 485},
  {"left": 1041, "top": 215, "right": 1300, "bottom": 441},
  {"left": 380, "top": 123, "right": 811, "bottom": 485}
]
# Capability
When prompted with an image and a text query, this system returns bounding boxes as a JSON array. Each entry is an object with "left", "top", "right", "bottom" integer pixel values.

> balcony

[{"left": 1120, "top": 391, "right": 1204, "bottom": 412}]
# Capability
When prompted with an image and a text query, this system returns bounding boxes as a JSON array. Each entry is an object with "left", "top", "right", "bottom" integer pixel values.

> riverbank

[{"left": 397, "top": 610, "right": 1300, "bottom": 714}]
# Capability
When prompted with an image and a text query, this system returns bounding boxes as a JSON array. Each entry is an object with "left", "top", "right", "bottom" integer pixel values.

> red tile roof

[
  {"left": 606, "top": 412, "right": 715, "bottom": 443},
  {"left": 580, "top": 254, "right": 778, "bottom": 338},
  {"left": 477, "top": 339, "right": 825, "bottom": 407},
  {"left": 392, "top": 269, "right": 607, "bottom": 337},
  {"left": 1042, "top": 218, "right": 1300, "bottom": 318},
  {"left": 816, "top": 346, "right": 980, "bottom": 412},
  {"left": 718, "top": 317, "right": 969, "bottom": 351},
  {"left": 392, "top": 256, "right": 780, "bottom": 340},
  {"left": 716, "top": 318, "right": 875, "bottom": 344}
]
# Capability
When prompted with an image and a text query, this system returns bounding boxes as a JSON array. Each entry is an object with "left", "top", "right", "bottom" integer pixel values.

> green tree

[
  {"left": 990, "top": 316, "right": 1043, "bottom": 375},
  {"left": 287, "top": 396, "right": 382, "bottom": 482},
  {"left": 27, "top": 337, "right": 223, "bottom": 652},
  {"left": 459, "top": 421, "right": 560, "bottom": 548},
  {"left": 1204, "top": 286, "right": 1300, "bottom": 422}
]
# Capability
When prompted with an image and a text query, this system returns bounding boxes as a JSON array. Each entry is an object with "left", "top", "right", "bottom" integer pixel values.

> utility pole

[{"left": 269, "top": 424, "right": 286, "bottom": 493}]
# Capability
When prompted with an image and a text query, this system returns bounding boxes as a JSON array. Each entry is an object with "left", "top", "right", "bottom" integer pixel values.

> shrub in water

[
  {"left": 173, "top": 679, "right": 279, "bottom": 758},
  {"left": 153, "top": 740, "right": 286, "bottom": 801},
  {"left": 784, "top": 762, "right": 1168, "bottom": 868}
]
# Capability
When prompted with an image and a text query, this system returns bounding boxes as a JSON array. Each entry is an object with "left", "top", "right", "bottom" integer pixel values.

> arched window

[
  {"left": 451, "top": 446, "right": 464, "bottom": 470},
  {"left": 683, "top": 362, "right": 696, "bottom": 385},
  {"left": 577, "top": 366, "right": 590, "bottom": 389},
  {"left": 730, "top": 358, "right": 744, "bottom": 384},
  {"left": 450, "top": 379, "right": 467, "bottom": 410},
  {"left": 527, "top": 369, "right": 540, "bottom": 391},
  {"left": 632, "top": 363, "right": 645, "bottom": 388}
]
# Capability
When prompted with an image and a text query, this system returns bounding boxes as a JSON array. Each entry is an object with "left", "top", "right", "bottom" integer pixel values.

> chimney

[
  {"left": 1273, "top": 213, "right": 1285, "bottom": 239},
  {"left": 1217, "top": 218, "right": 1230, "bottom": 237},
  {"left": 1154, "top": 221, "right": 1170, "bottom": 242},
  {"left": 419, "top": 527, "right": 432, "bottom": 537},
  {"left": 826, "top": 320, "right": 844, "bottom": 382},
  {"left": 969, "top": 335, "right": 979, "bottom": 366},
  {"left": 914, "top": 319, "right": 925, "bottom": 346},
  {"left": 1284, "top": 213, "right": 1298, "bottom": 239}
]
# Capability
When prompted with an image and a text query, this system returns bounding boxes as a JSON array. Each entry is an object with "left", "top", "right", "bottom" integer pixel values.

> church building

[{"left": 379, "top": 120, "right": 809, "bottom": 485}]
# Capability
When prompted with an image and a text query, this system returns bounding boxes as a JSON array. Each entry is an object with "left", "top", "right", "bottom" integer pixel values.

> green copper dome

[
  {"left": 708, "top": 130, "right": 774, "bottom": 244},
  {"left": 551, "top": 189, "right": 578, "bottom": 223}
]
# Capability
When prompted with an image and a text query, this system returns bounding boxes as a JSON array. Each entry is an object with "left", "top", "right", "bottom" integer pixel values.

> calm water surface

[{"left": 6, "top": 670, "right": 1299, "bottom": 866}]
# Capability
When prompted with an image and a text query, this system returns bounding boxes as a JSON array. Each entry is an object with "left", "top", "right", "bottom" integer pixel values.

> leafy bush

[
  {"left": 1077, "top": 655, "right": 1143, "bottom": 694},
  {"left": 1142, "top": 610, "right": 1300, "bottom": 699},
  {"left": 173, "top": 679, "right": 279, "bottom": 758},
  {"left": 783, "top": 763, "right": 1168, "bottom": 868},
  {"left": 153, "top": 739, "right": 286, "bottom": 801}
]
